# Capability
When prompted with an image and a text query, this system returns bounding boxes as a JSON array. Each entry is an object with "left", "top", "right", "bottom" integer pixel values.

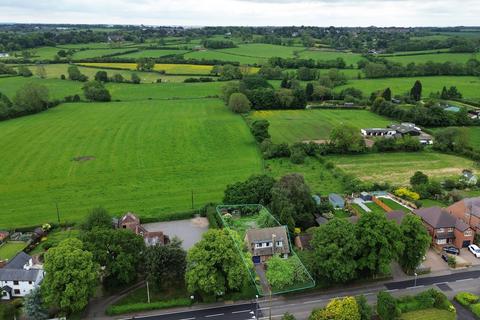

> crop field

[
  {"left": 218, "top": 44, "right": 303, "bottom": 59},
  {"left": 183, "top": 50, "right": 265, "bottom": 65},
  {"left": 265, "top": 158, "right": 345, "bottom": 194},
  {"left": 385, "top": 52, "right": 479, "bottom": 65},
  {"left": 79, "top": 62, "right": 214, "bottom": 75},
  {"left": 0, "top": 98, "right": 262, "bottom": 228},
  {"left": 335, "top": 76, "right": 480, "bottom": 101},
  {"left": 71, "top": 48, "right": 137, "bottom": 60},
  {"left": 115, "top": 49, "right": 188, "bottom": 59},
  {"left": 248, "top": 109, "right": 391, "bottom": 143},
  {"left": 297, "top": 49, "right": 364, "bottom": 67},
  {"left": 0, "top": 76, "right": 82, "bottom": 99},
  {"left": 326, "top": 152, "right": 474, "bottom": 185}
]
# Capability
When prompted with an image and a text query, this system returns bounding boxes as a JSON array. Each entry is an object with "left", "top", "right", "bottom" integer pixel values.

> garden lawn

[
  {"left": 30, "top": 228, "right": 80, "bottom": 254},
  {"left": 365, "top": 202, "right": 387, "bottom": 215},
  {"left": 0, "top": 98, "right": 262, "bottom": 228},
  {"left": 335, "top": 76, "right": 480, "bottom": 102},
  {"left": 78, "top": 62, "right": 214, "bottom": 75},
  {"left": 326, "top": 152, "right": 474, "bottom": 185},
  {"left": 297, "top": 49, "right": 363, "bottom": 67},
  {"left": 380, "top": 198, "right": 411, "bottom": 212},
  {"left": 400, "top": 308, "right": 455, "bottom": 320},
  {"left": 385, "top": 52, "right": 479, "bottom": 65},
  {"left": 0, "top": 241, "right": 27, "bottom": 260},
  {"left": 248, "top": 109, "right": 391, "bottom": 144},
  {"left": 265, "top": 157, "right": 345, "bottom": 195}
]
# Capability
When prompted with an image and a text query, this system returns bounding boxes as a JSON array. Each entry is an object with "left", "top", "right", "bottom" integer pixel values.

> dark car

[
  {"left": 442, "top": 246, "right": 460, "bottom": 255},
  {"left": 441, "top": 253, "right": 449, "bottom": 262}
]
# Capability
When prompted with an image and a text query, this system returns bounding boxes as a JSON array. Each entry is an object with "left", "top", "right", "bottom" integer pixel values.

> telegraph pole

[
  {"left": 55, "top": 202, "right": 60, "bottom": 225},
  {"left": 191, "top": 190, "right": 194, "bottom": 209}
]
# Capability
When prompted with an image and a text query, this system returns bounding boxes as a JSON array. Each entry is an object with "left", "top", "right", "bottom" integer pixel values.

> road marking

[
  {"left": 405, "top": 285, "right": 425, "bottom": 289},
  {"left": 456, "top": 278, "right": 474, "bottom": 282},
  {"left": 232, "top": 309, "right": 252, "bottom": 314},
  {"left": 302, "top": 299, "right": 326, "bottom": 304},
  {"left": 179, "top": 318, "right": 196, "bottom": 320},
  {"left": 205, "top": 313, "right": 224, "bottom": 318}
]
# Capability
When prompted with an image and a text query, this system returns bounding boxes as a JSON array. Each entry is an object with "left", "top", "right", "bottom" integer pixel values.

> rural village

[{"left": 1, "top": 11, "right": 480, "bottom": 320}]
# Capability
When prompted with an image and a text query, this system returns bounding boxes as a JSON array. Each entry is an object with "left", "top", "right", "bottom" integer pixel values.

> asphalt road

[
  {"left": 121, "top": 302, "right": 260, "bottom": 320},
  {"left": 385, "top": 270, "right": 480, "bottom": 290}
]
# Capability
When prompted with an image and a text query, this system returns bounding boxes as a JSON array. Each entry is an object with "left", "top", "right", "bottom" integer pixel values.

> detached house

[
  {"left": 117, "top": 212, "right": 169, "bottom": 246},
  {"left": 447, "top": 197, "right": 480, "bottom": 234},
  {"left": 414, "top": 207, "right": 474, "bottom": 248},
  {"left": 0, "top": 252, "right": 44, "bottom": 300},
  {"left": 245, "top": 226, "right": 291, "bottom": 264}
]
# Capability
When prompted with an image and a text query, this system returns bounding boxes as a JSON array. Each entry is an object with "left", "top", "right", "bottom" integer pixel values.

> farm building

[
  {"left": 245, "top": 226, "right": 291, "bottom": 264},
  {"left": 361, "top": 123, "right": 433, "bottom": 145},
  {"left": 116, "top": 212, "right": 169, "bottom": 246}
]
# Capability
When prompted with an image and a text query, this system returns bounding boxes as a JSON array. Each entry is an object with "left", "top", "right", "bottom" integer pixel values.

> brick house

[
  {"left": 447, "top": 197, "right": 480, "bottom": 234},
  {"left": 245, "top": 226, "right": 291, "bottom": 264},
  {"left": 117, "top": 212, "right": 169, "bottom": 246},
  {"left": 414, "top": 207, "right": 474, "bottom": 248}
]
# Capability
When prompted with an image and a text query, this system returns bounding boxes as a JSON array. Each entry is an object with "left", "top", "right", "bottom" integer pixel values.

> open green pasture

[
  {"left": 297, "top": 49, "right": 363, "bottom": 67},
  {"left": 71, "top": 48, "right": 137, "bottom": 60},
  {"left": 0, "top": 76, "right": 82, "bottom": 99},
  {"left": 0, "top": 98, "right": 262, "bottom": 228},
  {"left": 115, "top": 49, "right": 187, "bottom": 59},
  {"left": 183, "top": 50, "right": 265, "bottom": 65},
  {"left": 385, "top": 52, "right": 479, "bottom": 65},
  {"left": 218, "top": 44, "right": 303, "bottom": 59},
  {"left": 326, "top": 151, "right": 474, "bottom": 185},
  {"left": 248, "top": 109, "right": 391, "bottom": 143},
  {"left": 265, "top": 157, "right": 345, "bottom": 195},
  {"left": 335, "top": 76, "right": 480, "bottom": 101}
]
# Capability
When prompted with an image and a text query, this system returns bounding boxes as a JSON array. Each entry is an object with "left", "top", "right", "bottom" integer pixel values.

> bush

[
  {"left": 377, "top": 291, "right": 400, "bottom": 320},
  {"left": 228, "top": 92, "right": 251, "bottom": 113},
  {"left": 471, "top": 303, "right": 480, "bottom": 318},
  {"left": 106, "top": 298, "right": 192, "bottom": 315},
  {"left": 455, "top": 292, "right": 479, "bottom": 307}
]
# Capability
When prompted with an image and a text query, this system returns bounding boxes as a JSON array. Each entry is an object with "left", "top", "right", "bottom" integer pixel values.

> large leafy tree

[
  {"left": 145, "top": 238, "right": 187, "bottom": 290},
  {"left": 311, "top": 219, "right": 358, "bottom": 284},
  {"left": 329, "top": 125, "right": 366, "bottom": 153},
  {"left": 410, "top": 80, "right": 422, "bottom": 101},
  {"left": 13, "top": 83, "right": 49, "bottom": 114},
  {"left": 399, "top": 214, "right": 431, "bottom": 273},
  {"left": 42, "top": 238, "right": 98, "bottom": 315},
  {"left": 23, "top": 288, "right": 48, "bottom": 320},
  {"left": 310, "top": 297, "right": 360, "bottom": 320},
  {"left": 80, "top": 228, "right": 145, "bottom": 286},
  {"left": 82, "top": 81, "right": 111, "bottom": 102},
  {"left": 223, "top": 174, "right": 276, "bottom": 205},
  {"left": 81, "top": 207, "right": 112, "bottom": 231},
  {"left": 185, "top": 229, "right": 248, "bottom": 299},
  {"left": 270, "top": 173, "right": 316, "bottom": 231},
  {"left": 266, "top": 255, "right": 294, "bottom": 290},
  {"left": 377, "top": 291, "right": 400, "bottom": 320},
  {"left": 355, "top": 211, "right": 404, "bottom": 277}
]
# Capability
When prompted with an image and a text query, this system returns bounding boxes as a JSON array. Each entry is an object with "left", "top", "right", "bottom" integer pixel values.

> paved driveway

[
  {"left": 143, "top": 217, "right": 209, "bottom": 250},
  {"left": 460, "top": 248, "right": 480, "bottom": 266},
  {"left": 423, "top": 248, "right": 450, "bottom": 272}
]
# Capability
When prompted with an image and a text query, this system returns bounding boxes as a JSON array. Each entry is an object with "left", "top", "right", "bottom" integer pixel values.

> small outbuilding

[
  {"left": 328, "top": 193, "right": 345, "bottom": 209},
  {"left": 360, "top": 192, "right": 372, "bottom": 201}
]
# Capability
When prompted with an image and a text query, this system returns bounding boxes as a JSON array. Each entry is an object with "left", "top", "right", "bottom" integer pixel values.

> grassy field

[
  {"left": 327, "top": 151, "right": 474, "bottom": 185},
  {"left": 265, "top": 157, "right": 345, "bottom": 195},
  {"left": 400, "top": 308, "right": 455, "bottom": 320},
  {"left": 0, "top": 76, "right": 82, "bottom": 100},
  {"left": 218, "top": 43, "right": 303, "bottom": 59},
  {"left": 297, "top": 49, "right": 364, "bottom": 67},
  {"left": 115, "top": 49, "right": 187, "bottom": 59},
  {"left": 335, "top": 76, "right": 480, "bottom": 101},
  {"left": 0, "top": 241, "right": 27, "bottom": 260},
  {"left": 248, "top": 109, "right": 391, "bottom": 144},
  {"left": 385, "top": 52, "right": 479, "bottom": 65},
  {"left": 79, "top": 62, "right": 214, "bottom": 75},
  {"left": 184, "top": 50, "right": 265, "bottom": 65},
  {"left": 0, "top": 98, "right": 262, "bottom": 228},
  {"left": 71, "top": 48, "right": 136, "bottom": 60},
  {"left": 380, "top": 198, "right": 411, "bottom": 212},
  {"left": 431, "top": 126, "right": 480, "bottom": 150}
]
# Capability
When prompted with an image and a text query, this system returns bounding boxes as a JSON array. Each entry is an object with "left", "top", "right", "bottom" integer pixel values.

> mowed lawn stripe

[{"left": 0, "top": 99, "right": 262, "bottom": 228}]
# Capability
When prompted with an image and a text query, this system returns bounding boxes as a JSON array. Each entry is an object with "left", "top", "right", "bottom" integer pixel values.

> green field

[
  {"left": 71, "top": 48, "right": 137, "bottom": 60},
  {"left": 184, "top": 50, "right": 265, "bottom": 65},
  {"left": 218, "top": 43, "right": 303, "bottom": 59},
  {"left": 385, "top": 52, "right": 479, "bottom": 65},
  {"left": 400, "top": 308, "right": 455, "bottom": 320},
  {"left": 248, "top": 109, "right": 391, "bottom": 143},
  {"left": 0, "top": 98, "right": 262, "bottom": 228},
  {"left": 0, "top": 241, "right": 27, "bottom": 260},
  {"left": 380, "top": 198, "right": 410, "bottom": 212},
  {"left": 335, "top": 76, "right": 480, "bottom": 101},
  {"left": 327, "top": 152, "right": 475, "bottom": 185},
  {"left": 265, "top": 157, "right": 345, "bottom": 195},
  {"left": 79, "top": 62, "right": 215, "bottom": 75},
  {"left": 115, "top": 49, "right": 187, "bottom": 59},
  {"left": 298, "top": 49, "right": 363, "bottom": 67},
  {"left": 0, "top": 76, "right": 82, "bottom": 100},
  {"left": 431, "top": 126, "right": 480, "bottom": 150}
]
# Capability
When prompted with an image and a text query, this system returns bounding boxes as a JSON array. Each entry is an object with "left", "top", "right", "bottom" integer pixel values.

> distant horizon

[{"left": 0, "top": 0, "right": 478, "bottom": 27}]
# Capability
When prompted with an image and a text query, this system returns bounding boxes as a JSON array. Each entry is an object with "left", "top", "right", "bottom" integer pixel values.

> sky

[{"left": 0, "top": 0, "right": 478, "bottom": 27}]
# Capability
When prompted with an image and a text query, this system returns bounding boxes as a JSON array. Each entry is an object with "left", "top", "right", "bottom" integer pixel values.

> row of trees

[
  {"left": 0, "top": 83, "right": 51, "bottom": 120},
  {"left": 268, "top": 57, "right": 349, "bottom": 69}
]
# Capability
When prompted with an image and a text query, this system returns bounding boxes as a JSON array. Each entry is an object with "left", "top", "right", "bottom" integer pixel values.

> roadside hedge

[
  {"left": 455, "top": 292, "right": 479, "bottom": 307},
  {"left": 106, "top": 298, "right": 192, "bottom": 315}
]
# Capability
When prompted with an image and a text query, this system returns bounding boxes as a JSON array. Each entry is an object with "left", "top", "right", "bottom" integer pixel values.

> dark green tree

[
  {"left": 81, "top": 207, "right": 112, "bottom": 231},
  {"left": 228, "top": 92, "right": 251, "bottom": 113},
  {"left": 399, "top": 214, "right": 431, "bottom": 273},
  {"left": 355, "top": 295, "right": 372, "bottom": 320},
  {"left": 68, "top": 65, "right": 87, "bottom": 81},
  {"left": 23, "top": 287, "right": 48, "bottom": 320},
  {"left": 376, "top": 291, "right": 400, "bottom": 320},
  {"left": 410, "top": 171, "right": 429, "bottom": 186},
  {"left": 82, "top": 81, "right": 111, "bottom": 102},
  {"left": 131, "top": 73, "right": 141, "bottom": 84},
  {"left": 305, "top": 83, "right": 314, "bottom": 100},
  {"left": 382, "top": 88, "right": 392, "bottom": 101},
  {"left": 17, "top": 65, "right": 33, "bottom": 77},
  {"left": 250, "top": 119, "right": 270, "bottom": 143},
  {"left": 410, "top": 80, "right": 422, "bottom": 101},
  {"left": 13, "top": 83, "right": 49, "bottom": 114},
  {"left": 94, "top": 70, "right": 108, "bottom": 82},
  {"left": 223, "top": 174, "right": 276, "bottom": 205}
]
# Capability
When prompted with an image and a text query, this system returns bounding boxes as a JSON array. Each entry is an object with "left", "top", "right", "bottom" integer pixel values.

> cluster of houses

[
  {"left": 361, "top": 122, "right": 433, "bottom": 145},
  {"left": 113, "top": 212, "right": 169, "bottom": 246}
]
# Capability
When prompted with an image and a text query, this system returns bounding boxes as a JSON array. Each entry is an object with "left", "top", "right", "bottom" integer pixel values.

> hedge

[
  {"left": 455, "top": 292, "right": 479, "bottom": 307},
  {"left": 106, "top": 298, "right": 192, "bottom": 315},
  {"left": 472, "top": 303, "right": 480, "bottom": 318}
]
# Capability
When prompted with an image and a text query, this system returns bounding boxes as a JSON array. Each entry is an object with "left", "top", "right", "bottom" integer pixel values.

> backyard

[{"left": 0, "top": 241, "right": 28, "bottom": 260}]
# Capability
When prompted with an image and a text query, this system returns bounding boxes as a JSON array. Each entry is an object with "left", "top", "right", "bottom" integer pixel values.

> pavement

[{"left": 91, "top": 266, "right": 480, "bottom": 320}]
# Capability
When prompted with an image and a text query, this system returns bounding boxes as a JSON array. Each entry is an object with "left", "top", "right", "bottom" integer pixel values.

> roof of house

[
  {"left": 5, "top": 252, "right": 31, "bottom": 270},
  {"left": 328, "top": 193, "right": 344, "bottom": 204},
  {"left": 451, "top": 197, "right": 480, "bottom": 218},
  {"left": 386, "top": 210, "right": 406, "bottom": 225},
  {"left": 120, "top": 212, "right": 140, "bottom": 224},
  {"left": 414, "top": 207, "right": 457, "bottom": 228},
  {"left": 316, "top": 216, "right": 329, "bottom": 225},
  {"left": 246, "top": 226, "right": 291, "bottom": 256},
  {"left": 0, "top": 269, "right": 41, "bottom": 282},
  {"left": 455, "top": 219, "right": 470, "bottom": 232},
  {"left": 388, "top": 123, "right": 421, "bottom": 134}
]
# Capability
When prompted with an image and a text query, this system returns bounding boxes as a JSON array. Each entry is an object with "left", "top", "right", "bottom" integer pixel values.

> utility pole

[
  {"left": 55, "top": 202, "right": 60, "bottom": 225},
  {"left": 191, "top": 190, "right": 194, "bottom": 209},
  {"left": 146, "top": 281, "right": 151, "bottom": 304}
]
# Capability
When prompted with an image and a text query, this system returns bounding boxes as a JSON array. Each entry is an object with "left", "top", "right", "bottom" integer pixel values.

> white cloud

[{"left": 0, "top": 0, "right": 477, "bottom": 26}]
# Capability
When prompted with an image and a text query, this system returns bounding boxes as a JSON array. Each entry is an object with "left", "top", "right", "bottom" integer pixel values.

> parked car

[
  {"left": 442, "top": 245, "right": 460, "bottom": 255},
  {"left": 468, "top": 244, "right": 480, "bottom": 258},
  {"left": 441, "top": 253, "right": 449, "bottom": 263}
]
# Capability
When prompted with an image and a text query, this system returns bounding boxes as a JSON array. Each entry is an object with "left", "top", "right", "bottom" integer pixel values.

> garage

[{"left": 463, "top": 240, "right": 471, "bottom": 248}]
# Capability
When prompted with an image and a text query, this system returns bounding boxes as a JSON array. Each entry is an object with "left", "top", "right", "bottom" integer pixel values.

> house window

[
  {"left": 447, "top": 228, "right": 454, "bottom": 233},
  {"left": 437, "top": 228, "right": 445, "bottom": 233},
  {"left": 13, "top": 281, "right": 18, "bottom": 285},
  {"left": 276, "top": 241, "right": 283, "bottom": 247},
  {"left": 13, "top": 289, "right": 20, "bottom": 295},
  {"left": 28, "top": 281, "right": 32, "bottom": 285},
  {"left": 465, "top": 230, "right": 473, "bottom": 237},
  {"left": 265, "top": 242, "right": 272, "bottom": 247},
  {"left": 436, "top": 239, "right": 447, "bottom": 245}
]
